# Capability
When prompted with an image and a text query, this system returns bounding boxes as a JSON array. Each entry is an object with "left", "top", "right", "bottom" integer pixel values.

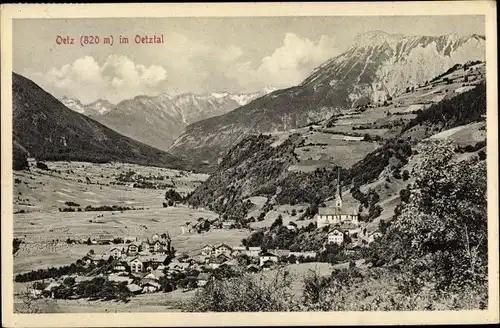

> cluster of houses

[
  {"left": 200, "top": 243, "right": 317, "bottom": 271},
  {"left": 82, "top": 233, "right": 173, "bottom": 273}
]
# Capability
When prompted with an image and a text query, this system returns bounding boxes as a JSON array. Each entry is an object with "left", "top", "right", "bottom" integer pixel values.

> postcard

[{"left": 1, "top": 1, "right": 498, "bottom": 327}]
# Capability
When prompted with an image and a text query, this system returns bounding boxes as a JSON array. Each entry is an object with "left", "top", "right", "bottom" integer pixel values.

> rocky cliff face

[{"left": 302, "top": 31, "right": 486, "bottom": 104}]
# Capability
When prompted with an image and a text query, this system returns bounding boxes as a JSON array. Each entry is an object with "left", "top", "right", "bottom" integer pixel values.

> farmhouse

[
  {"left": 220, "top": 259, "right": 238, "bottom": 268},
  {"left": 201, "top": 244, "right": 214, "bottom": 257},
  {"left": 289, "top": 251, "right": 317, "bottom": 259},
  {"left": 112, "top": 261, "right": 128, "bottom": 272},
  {"left": 231, "top": 246, "right": 262, "bottom": 258},
  {"left": 124, "top": 236, "right": 137, "bottom": 243},
  {"left": 316, "top": 172, "right": 359, "bottom": 229},
  {"left": 144, "top": 269, "right": 164, "bottom": 280},
  {"left": 43, "top": 282, "right": 61, "bottom": 298},
  {"left": 143, "top": 255, "right": 168, "bottom": 270},
  {"left": 327, "top": 228, "right": 345, "bottom": 245},
  {"left": 141, "top": 241, "right": 150, "bottom": 253},
  {"left": 259, "top": 251, "right": 278, "bottom": 266},
  {"left": 231, "top": 246, "right": 246, "bottom": 256},
  {"left": 269, "top": 249, "right": 290, "bottom": 257},
  {"left": 141, "top": 280, "right": 161, "bottom": 293},
  {"left": 340, "top": 222, "right": 360, "bottom": 236},
  {"left": 246, "top": 247, "right": 262, "bottom": 257},
  {"left": 222, "top": 220, "right": 236, "bottom": 229},
  {"left": 126, "top": 243, "right": 140, "bottom": 256},
  {"left": 108, "top": 274, "right": 133, "bottom": 284},
  {"left": 206, "top": 253, "right": 232, "bottom": 269},
  {"left": 109, "top": 247, "right": 122, "bottom": 259},
  {"left": 94, "top": 234, "right": 114, "bottom": 245},
  {"left": 214, "top": 243, "right": 232, "bottom": 257},
  {"left": 167, "top": 262, "right": 191, "bottom": 272},
  {"left": 128, "top": 257, "right": 144, "bottom": 273},
  {"left": 126, "top": 283, "right": 142, "bottom": 294},
  {"left": 345, "top": 244, "right": 358, "bottom": 255},
  {"left": 149, "top": 240, "right": 164, "bottom": 253}
]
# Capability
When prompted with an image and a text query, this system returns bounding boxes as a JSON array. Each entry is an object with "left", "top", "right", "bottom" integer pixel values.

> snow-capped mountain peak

[
  {"left": 301, "top": 32, "right": 485, "bottom": 104},
  {"left": 352, "top": 30, "right": 403, "bottom": 49},
  {"left": 60, "top": 96, "right": 115, "bottom": 115}
]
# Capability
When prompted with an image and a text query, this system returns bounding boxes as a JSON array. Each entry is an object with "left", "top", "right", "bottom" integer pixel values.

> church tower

[{"left": 335, "top": 170, "right": 343, "bottom": 210}]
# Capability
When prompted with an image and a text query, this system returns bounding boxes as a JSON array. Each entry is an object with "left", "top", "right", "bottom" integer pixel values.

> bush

[
  {"left": 13, "top": 238, "right": 22, "bottom": 254},
  {"left": 402, "top": 170, "right": 410, "bottom": 181},
  {"left": 165, "top": 189, "right": 183, "bottom": 202},
  {"left": 387, "top": 140, "right": 488, "bottom": 291},
  {"left": 13, "top": 148, "right": 29, "bottom": 171},
  {"left": 257, "top": 213, "right": 265, "bottom": 221},
  {"left": 185, "top": 268, "right": 297, "bottom": 312},
  {"left": 65, "top": 201, "right": 80, "bottom": 207},
  {"left": 36, "top": 162, "right": 49, "bottom": 170}
]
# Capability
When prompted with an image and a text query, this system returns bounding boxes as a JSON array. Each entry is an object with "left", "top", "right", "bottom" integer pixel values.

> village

[{"left": 20, "top": 176, "right": 383, "bottom": 301}]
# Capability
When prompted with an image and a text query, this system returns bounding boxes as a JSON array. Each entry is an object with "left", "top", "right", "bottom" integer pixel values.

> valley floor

[{"left": 11, "top": 161, "right": 253, "bottom": 313}]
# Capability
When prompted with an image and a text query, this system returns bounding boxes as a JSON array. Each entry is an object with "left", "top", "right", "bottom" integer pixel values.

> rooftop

[{"left": 318, "top": 204, "right": 359, "bottom": 216}]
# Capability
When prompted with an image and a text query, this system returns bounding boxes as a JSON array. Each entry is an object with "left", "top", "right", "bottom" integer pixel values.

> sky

[{"left": 13, "top": 15, "right": 485, "bottom": 104}]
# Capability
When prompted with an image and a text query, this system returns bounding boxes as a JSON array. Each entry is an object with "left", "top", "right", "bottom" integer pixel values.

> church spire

[{"left": 335, "top": 169, "right": 343, "bottom": 209}]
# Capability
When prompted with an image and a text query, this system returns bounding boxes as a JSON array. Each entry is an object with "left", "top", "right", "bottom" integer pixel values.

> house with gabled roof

[
  {"left": 327, "top": 228, "right": 345, "bottom": 245},
  {"left": 112, "top": 261, "right": 128, "bottom": 272},
  {"left": 141, "top": 280, "right": 161, "bottom": 293},
  {"left": 108, "top": 274, "right": 133, "bottom": 284},
  {"left": 246, "top": 247, "right": 262, "bottom": 257},
  {"left": 43, "top": 282, "right": 61, "bottom": 298},
  {"left": 259, "top": 251, "right": 278, "bottom": 266},
  {"left": 126, "top": 283, "right": 142, "bottom": 294},
  {"left": 214, "top": 243, "right": 232, "bottom": 257},
  {"left": 144, "top": 269, "right": 165, "bottom": 281},
  {"left": 108, "top": 247, "right": 123, "bottom": 259},
  {"left": 201, "top": 244, "right": 215, "bottom": 257},
  {"left": 339, "top": 222, "right": 360, "bottom": 236},
  {"left": 127, "top": 242, "right": 140, "bottom": 256},
  {"left": 269, "top": 249, "right": 290, "bottom": 257},
  {"left": 128, "top": 257, "right": 144, "bottom": 273}
]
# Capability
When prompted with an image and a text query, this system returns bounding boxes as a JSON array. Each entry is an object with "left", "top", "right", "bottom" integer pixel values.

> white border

[{"left": 1, "top": 2, "right": 498, "bottom": 327}]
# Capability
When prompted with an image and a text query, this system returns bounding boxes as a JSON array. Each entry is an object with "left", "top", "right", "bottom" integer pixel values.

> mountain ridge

[
  {"left": 169, "top": 32, "right": 485, "bottom": 169},
  {"left": 60, "top": 89, "right": 277, "bottom": 150},
  {"left": 12, "top": 72, "right": 185, "bottom": 169}
]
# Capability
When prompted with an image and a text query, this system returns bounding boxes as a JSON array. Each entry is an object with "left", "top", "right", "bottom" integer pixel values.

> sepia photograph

[{"left": 1, "top": 2, "right": 498, "bottom": 327}]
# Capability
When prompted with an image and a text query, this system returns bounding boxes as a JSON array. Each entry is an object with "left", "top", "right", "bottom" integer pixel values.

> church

[{"left": 316, "top": 172, "right": 360, "bottom": 229}]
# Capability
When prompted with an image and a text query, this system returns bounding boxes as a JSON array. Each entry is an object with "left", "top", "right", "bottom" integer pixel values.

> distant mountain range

[
  {"left": 12, "top": 72, "right": 185, "bottom": 169},
  {"left": 60, "top": 88, "right": 277, "bottom": 151},
  {"left": 60, "top": 97, "right": 115, "bottom": 116},
  {"left": 168, "top": 31, "right": 486, "bottom": 168}
]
